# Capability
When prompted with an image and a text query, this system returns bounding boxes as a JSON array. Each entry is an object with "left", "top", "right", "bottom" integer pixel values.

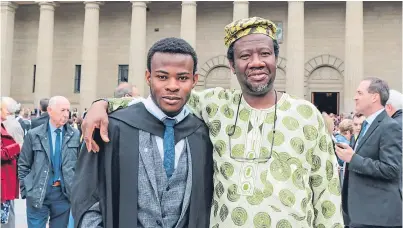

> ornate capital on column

[
  {"left": 84, "top": 1, "right": 103, "bottom": 10},
  {"left": 287, "top": 1, "right": 304, "bottom": 5},
  {"left": 233, "top": 1, "right": 248, "bottom": 6},
  {"left": 37, "top": 1, "right": 58, "bottom": 11},
  {"left": 132, "top": 1, "right": 148, "bottom": 8},
  {"left": 0, "top": 2, "right": 18, "bottom": 13},
  {"left": 182, "top": 1, "right": 197, "bottom": 7}
]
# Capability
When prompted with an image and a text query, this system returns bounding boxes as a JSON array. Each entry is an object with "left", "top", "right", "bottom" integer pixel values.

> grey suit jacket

[
  {"left": 342, "top": 110, "right": 402, "bottom": 226},
  {"left": 137, "top": 131, "right": 192, "bottom": 228}
]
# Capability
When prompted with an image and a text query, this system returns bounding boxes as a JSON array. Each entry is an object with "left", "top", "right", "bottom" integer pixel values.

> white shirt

[{"left": 130, "top": 96, "right": 190, "bottom": 168}]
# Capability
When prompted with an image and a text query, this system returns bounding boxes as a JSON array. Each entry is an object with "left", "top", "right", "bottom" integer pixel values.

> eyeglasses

[{"left": 228, "top": 91, "right": 278, "bottom": 163}]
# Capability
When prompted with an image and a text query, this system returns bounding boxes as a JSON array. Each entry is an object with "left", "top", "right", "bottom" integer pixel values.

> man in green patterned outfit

[{"left": 82, "top": 17, "right": 344, "bottom": 228}]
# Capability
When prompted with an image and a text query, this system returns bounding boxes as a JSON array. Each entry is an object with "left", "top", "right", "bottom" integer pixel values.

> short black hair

[
  {"left": 40, "top": 98, "right": 49, "bottom": 112},
  {"left": 147, "top": 37, "right": 198, "bottom": 74},
  {"left": 227, "top": 37, "right": 280, "bottom": 65}
]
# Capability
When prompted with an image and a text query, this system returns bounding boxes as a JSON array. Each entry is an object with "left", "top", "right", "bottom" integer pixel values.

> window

[
  {"left": 32, "top": 65, "right": 36, "bottom": 93},
  {"left": 74, "top": 65, "right": 81, "bottom": 93},
  {"left": 118, "top": 65, "right": 129, "bottom": 84}
]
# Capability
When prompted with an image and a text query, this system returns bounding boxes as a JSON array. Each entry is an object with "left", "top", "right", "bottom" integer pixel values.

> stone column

[
  {"left": 344, "top": 1, "right": 363, "bottom": 113},
  {"left": 232, "top": 1, "right": 249, "bottom": 21},
  {"left": 230, "top": 1, "right": 249, "bottom": 89},
  {"left": 180, "top": 1, "right": 197, "bottom": 49},
  {"left": 286, "top": 1, "right": 305, "bottom": 98},
  {"left": 0, "top": 2, "right": 17, "bottom": 97},
  {"left": 80, "top": 1, "right": 102, "bottom": 112},
  {"left": 128, "top": 1, "right": 147, "bottom": 96},
  {"left": 34, "top": 2, "right": 57, "bottom": 107}
]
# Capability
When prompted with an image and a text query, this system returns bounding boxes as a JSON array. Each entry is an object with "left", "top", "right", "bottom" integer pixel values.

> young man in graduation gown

[{"left": 71, "top": 37, "right": 214, "bottom": 228}]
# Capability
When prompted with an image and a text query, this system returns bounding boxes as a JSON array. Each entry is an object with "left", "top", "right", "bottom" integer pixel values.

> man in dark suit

[
  {"left": 31, "top": 98, "right": 50, "bottom": 129},
  {"left": 72, "top": 38, "right": 213, "bottom": 228},
  {"left": 336, "top": 77, "right": 402, "bottom": 228}
]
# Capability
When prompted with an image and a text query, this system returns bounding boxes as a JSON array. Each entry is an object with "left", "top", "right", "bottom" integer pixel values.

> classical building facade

[{"left": 1, "top": 1, "right": 402, "bottom": 114}]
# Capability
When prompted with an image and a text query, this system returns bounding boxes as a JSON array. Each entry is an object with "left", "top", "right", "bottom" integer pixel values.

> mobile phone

[{"left": 335, "top": 142, "right": 346, "bottom": 148}]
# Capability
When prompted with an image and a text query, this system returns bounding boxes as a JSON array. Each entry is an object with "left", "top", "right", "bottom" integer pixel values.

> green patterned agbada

[
  {"left": 105, "top": 16, "right": 343, "bottom": 228},
  {"left": 107, "top": 88, "right": 343, "bottom": 228}
]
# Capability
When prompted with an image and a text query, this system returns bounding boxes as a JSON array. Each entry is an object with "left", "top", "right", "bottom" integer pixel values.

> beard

[
  {"left": 244, "top": 77, "right": 274, "bottom": 95},
  {"left": 237, "top": 69, "right": 276, "bottom": 96}
]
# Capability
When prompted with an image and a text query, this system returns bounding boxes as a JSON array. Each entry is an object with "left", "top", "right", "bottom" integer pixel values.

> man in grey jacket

[{"left": 18, "top": 96, "right": 80, "bottom": 228}]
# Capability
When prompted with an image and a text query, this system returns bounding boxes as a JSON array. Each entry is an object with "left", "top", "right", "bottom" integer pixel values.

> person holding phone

[{"left": 335, "top": 77, "right": 402, "bottom": 228}]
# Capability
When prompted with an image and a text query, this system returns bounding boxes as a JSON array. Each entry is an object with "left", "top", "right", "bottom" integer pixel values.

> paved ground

[
  {"left": 14, "top": 196, "right": 70, "bottom": 228},
  {"left": 15, "top": 197, "right": 28, "bottom": 228}
]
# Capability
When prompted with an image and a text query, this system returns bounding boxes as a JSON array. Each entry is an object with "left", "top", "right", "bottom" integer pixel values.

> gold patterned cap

[{"left": 224, "top": 17, "right": 277, "bottom": 47}]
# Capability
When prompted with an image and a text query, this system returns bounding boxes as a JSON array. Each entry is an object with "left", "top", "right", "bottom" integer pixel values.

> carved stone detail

[{"left": 304, "top": 54, "right": 344, "bottom": 80}]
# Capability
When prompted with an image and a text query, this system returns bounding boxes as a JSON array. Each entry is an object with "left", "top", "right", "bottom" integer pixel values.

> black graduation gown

[{"left": 72, "top": 103, "right": 214, "bottom": 228}]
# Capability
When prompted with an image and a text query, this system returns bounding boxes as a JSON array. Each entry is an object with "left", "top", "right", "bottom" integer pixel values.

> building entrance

[{"left": 311, "top": 92, "right": 339, "bottom": 114}]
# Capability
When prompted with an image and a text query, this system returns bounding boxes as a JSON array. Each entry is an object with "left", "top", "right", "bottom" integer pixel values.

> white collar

[
  {"left": 143, "top": 96, "right": 190, "bottom": 123},
  {"left": 365, "top": 108, "right": 384, "bottom": 126}
]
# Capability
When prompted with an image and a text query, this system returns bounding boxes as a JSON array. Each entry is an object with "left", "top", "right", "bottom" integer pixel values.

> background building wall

[
  {"left": 363, "top": 1, "right": 402, "bottom": 91},
  {"left": 10, "top": 1, "right": 402, "bottom": 110}
]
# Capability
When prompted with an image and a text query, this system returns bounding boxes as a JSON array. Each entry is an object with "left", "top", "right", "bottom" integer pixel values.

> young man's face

[
  {"left": 146, "top": 52, "right": 198, "bottom": 117},
  {"left": 230, "top": 34, "right": 277, "bottom": 96}
]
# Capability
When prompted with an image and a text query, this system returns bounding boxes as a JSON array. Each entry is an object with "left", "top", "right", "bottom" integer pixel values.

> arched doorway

[
  {"left": 305, "top": 54, "right": 344, "bottom": 115},
  {"left": 196, "top": 55, "right": 232, "bottom": 90}
]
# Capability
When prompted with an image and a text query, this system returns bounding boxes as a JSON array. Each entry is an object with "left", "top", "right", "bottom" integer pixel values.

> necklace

[{"left": 228, "top": 90, "right": 278, "bottom": 163}]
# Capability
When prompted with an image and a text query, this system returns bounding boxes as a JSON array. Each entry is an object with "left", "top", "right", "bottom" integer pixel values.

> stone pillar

[
  {"left": 128, "top": 1, "right": 147, "bottom": 96},
  {"left": 0, "top": 2, "right": 17, "bottom": 97},
  {"left": 232, "top": 1, "right": 249, "bottom": 21},
  {"left": 80, "top": 1, "right": 102, "bottom": 112},
  {"left": 180, "top": 1, "right": 197, "bottom": 49},
  {"left": 230, "top": 1, "right": 249, "bottom": 90},
  {"left": 344, "top": 1, "right": 363, "bottom": 113},
  {"left": 34, "top": 2, "right": 56, "bottom": 107},
  {"left": 286, "top": 1, "right": 305, "bottom": 98}
]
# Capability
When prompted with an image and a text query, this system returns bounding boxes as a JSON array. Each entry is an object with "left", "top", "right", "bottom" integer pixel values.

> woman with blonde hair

[{"left": 335, "top": 119, "right": 354, "bottom": 144}]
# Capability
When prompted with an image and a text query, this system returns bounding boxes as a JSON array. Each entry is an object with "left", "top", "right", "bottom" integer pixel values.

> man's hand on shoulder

[
  {"left": 82, "top": 99, "right": 110, "bottom": 153},
  {"left": 82, "top": 97, "right": 135, "bottom": 153}
]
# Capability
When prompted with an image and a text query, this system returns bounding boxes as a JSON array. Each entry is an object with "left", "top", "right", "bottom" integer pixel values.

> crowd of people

[
  {"left": 1, "top": 16, "right": 402, "bottom": 228},
  {"left": 0, "top": 82, "right": 139, "bottom": 227}
]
